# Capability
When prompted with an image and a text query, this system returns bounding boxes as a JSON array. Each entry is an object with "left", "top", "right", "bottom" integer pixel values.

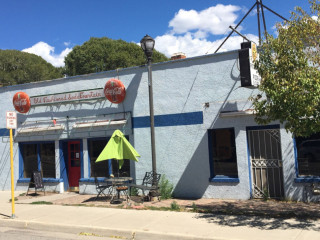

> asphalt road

[{"left": 0, "top": 226, "right": 117, "bottom": 240}]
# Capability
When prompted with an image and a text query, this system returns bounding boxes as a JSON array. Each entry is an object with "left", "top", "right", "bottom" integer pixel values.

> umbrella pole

[{"left": 118, "top": 161, "right": 120, "bottom": 177}]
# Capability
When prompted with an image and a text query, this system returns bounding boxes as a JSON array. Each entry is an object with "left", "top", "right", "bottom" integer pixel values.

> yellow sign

[{"left": 251, "top": 43, "right": 257, "bottom": 62}]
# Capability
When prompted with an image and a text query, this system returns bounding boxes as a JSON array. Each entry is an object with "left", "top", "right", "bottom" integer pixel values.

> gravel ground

[{"left": 15, "top": 191, "right": 320, "bottom": 219}]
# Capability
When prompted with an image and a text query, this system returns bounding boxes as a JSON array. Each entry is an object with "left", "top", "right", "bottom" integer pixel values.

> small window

[
  {"left": 88, "top": 139, "right": 110, "bottom": 177},
  {"left": 296, "top": 133, "right": 320, "bottom": 177},
  {"left": 22, "top": 144, "right": 38, "bottom": 178},
  {"left": 209, "top": 128, "right": 238, "bottom": 177}
]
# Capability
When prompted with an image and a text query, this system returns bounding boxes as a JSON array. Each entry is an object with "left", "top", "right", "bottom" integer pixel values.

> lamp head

[{"left": 140, "top": 34, "right": 155, "bottom": 61}]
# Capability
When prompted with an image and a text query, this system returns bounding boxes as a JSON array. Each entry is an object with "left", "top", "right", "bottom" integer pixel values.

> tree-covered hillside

[{"left": 0, "top": 50, "right": 63, "bottom": 86}]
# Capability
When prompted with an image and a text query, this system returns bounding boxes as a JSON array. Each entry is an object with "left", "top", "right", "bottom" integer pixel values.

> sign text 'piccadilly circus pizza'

[{"left": 12, "top": 79, "right": 126, "bottom": 113}]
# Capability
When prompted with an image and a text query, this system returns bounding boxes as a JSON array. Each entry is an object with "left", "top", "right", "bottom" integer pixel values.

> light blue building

[{"left": 0, "top": 47, "right": 319, "bottom": 202}]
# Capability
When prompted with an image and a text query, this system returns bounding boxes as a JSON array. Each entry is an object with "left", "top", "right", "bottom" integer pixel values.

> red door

[{"left": 68, "top": 141, "right": 81, "bottom": 188}]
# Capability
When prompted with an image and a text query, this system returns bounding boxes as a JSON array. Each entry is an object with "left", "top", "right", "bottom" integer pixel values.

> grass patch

[
  {"left": 79, "top": 232, "right": 103, "bottom": 237},
  {"left": 143, "top": 202, "right": 183, "bottom": 212},
  {"left": 31, "top": 201, "right": 53, "bottom": 205},
  {"left": 146, "top": 206, "right": 172, "bottom": 211},
  {"left": 62, "top": 204, "right": 97, "bottom": 207},
  {"left": 191, "top": 202, "right": 198, "bottom": 212}
]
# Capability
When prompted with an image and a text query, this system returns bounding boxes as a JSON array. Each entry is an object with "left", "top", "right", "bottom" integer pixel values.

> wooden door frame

[{"left": 67, "top": 140, "right": 82, "bottom": 190}]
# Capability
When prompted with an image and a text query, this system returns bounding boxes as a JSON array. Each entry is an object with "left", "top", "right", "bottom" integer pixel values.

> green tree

[
  {"left": 64, "top": 37, "right": 169, "bottom": 76},
  {"left": 252, "top": 0, "right": 320, "bottom": 137},
  {"left": 0, "top": 50, "right": 63, "bottom": 86}
]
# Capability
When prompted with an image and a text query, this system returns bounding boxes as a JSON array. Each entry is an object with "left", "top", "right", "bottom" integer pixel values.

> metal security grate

[{"left": 248, "top": 128, "right": 284, "bottom": 199}]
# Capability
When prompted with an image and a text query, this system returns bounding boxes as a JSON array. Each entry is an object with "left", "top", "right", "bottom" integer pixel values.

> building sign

[
  {"left": 13, "top": 79, "right": 126, "bottom": 109},
  {"left": 6, "top": 111, "right": 17, "bottom": 129},
  {"left": 13, "top": 92, "right": 31, "bottom": 113},
  {"left": 30, "top": 88, "right": 105, "bottom": 106},
  {"left": 238, "top": 42, "right": 261, "bottom": 87},
  {"left": 104, "top": 79, "right": 126, "bottom": 104},
  {"left": 249, "top": 44, "right": 261, "bottom": 87}
]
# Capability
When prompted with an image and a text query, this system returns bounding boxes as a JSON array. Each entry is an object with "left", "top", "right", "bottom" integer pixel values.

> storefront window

[
  {"left": 209, "top": 128, "right": 238, "bottom": 177},
  {"left": 22, "top": 144, "right": 38, "bottom": 178},
  {"left": 88, "top": 139, "right": 109, "bottom": 177},
  {"left": 40, "top": 143, "right": 55, "bottom": 178},
  {"left": 296, "top": 133, "right": 320, "bottom": 177},
  {"left": 88, "top": 137, "right": 131, "bottom": 177},
  {"left": 21, "top": 142, "right": 56, "bottom": 178},
  {"left": 112, "top": 159, "right": 130, "bottom": 177}
]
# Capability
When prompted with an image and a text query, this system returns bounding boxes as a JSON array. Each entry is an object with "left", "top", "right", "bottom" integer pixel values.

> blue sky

[{"left": 0, "top": 0, "right": 311, "bottom": 67}]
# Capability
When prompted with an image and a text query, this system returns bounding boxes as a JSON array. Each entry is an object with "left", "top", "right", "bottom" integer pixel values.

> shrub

[
  {"left": 130, "top": 187, "right": 139, "bottom": 196},
  {"left": 170, "top": 201, "right": 180, "bottom": 211},
  {"left": 9, "top": 197, "right": 18, "bottom": 202},
  {"left": 159, "top": 175, "right": 173, "bottom": 200},
  {"left": 263, "top": 188, "right": 270, "bottom": 201}
]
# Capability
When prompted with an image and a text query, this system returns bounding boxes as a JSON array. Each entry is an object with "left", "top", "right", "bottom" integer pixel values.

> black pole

[
  {"left": 260, "top": 3, "right": 289, "bottom": 21},
  {"left": 214, "top": 2, "right": 257, "bottom": 53},
  {"left": 229, "top": 26, "right": 250, "bottom": 42},
  {"left": 260, "top": 0, "right": 268, "bottom": 35},
  {"left": 147, "top": 58, "right": 157, "bottom": 176},
  {"left": 257, "top": 1, "right": 261, "bottom": 45}
]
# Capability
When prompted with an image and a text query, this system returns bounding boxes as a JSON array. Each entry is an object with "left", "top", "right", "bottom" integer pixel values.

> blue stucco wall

[{"left": 0, "top": 50, "right": 314, "bottom": 201}]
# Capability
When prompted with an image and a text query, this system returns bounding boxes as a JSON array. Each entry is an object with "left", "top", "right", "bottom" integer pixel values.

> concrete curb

[{"left": 0, "top": 219, "right": 227, "bottom": 240}]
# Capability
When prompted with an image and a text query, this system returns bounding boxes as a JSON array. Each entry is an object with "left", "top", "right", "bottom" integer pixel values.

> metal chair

[
  {"left": 94, "top": 175, "right": 112, "bottom": 201},
  {"left": 129, "top": 171, "right": 161, "bottom": 201}
]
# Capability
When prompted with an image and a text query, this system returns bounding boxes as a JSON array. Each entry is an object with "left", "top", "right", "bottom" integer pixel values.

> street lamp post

[{"left": 140, "top": 35, "right": 157, "bottom": 176}]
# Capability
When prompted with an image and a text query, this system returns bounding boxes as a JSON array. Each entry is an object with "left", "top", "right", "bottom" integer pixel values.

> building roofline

[{"left": 0, "top": 49, "right": 239, "bottom": 90}]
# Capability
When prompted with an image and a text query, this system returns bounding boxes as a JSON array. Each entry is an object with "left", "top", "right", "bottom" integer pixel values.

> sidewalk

[{"left": 1, "top": 191, "right": 320, "bottom": 240}]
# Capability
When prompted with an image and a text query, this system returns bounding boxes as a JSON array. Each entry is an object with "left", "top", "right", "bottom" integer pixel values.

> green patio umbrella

[{"left": 96, "top": 129, "right": 140, "bottom": 169}]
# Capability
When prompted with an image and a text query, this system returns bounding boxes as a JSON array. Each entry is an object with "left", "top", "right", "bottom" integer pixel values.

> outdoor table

[{"left": 106, "top": 177, "right": 133, "bottom": 203}]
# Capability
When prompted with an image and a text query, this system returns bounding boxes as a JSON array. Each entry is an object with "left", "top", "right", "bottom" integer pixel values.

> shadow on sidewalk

[
  {"left": 191, "top": 200, "right": 320, "bottom": 231},
  {"left": 195, "top": 213, "right": 319, "bottom": 231},
  {"left": 0, "top": 213, "right": 10, "bottom": 218}
]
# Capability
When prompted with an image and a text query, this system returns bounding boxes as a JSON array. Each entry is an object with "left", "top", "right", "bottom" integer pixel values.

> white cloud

[
  {"left": 155, "top": 33, "right": 259, "bottom": 58},
  {"left": 249, "top": 8, "right": 257, "bottom": 17},
  {"left": 169, "top": 4, "right": 241, "bottom": 35},
  {"left": 194, "top": 30, "right": 208, "bottom": 39},
  {"left": 22, "top": 42, "right": 72, "bottom": 67},
  {"left": 152, "top": 4, "right": 259, "bottom": 58},
  {"left": 271, "top": 24, "right": 279, "bottom": 36}
]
